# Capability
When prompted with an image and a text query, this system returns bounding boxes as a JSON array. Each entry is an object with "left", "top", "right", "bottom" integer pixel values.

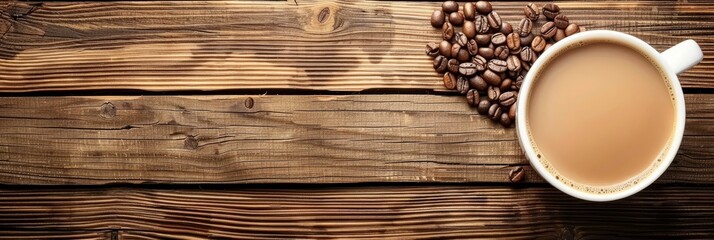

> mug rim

[{"left": 515, "top": 30, "right": 687, "bottom": 202}]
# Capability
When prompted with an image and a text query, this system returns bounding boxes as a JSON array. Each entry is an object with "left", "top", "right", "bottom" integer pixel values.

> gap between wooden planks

[
  {"left": 0, "top": 1, "right": 713, "bottom": 92},
  {"left": 0, "top": 94, "right": 712, "bottom": 185},
  {"left": 0, "top": 185, "right": 713, "bottom": 239}
]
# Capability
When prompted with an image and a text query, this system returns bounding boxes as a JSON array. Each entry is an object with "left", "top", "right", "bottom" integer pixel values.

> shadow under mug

[{"left": 516, "top": 30, "right": 703, "bottom": 202}]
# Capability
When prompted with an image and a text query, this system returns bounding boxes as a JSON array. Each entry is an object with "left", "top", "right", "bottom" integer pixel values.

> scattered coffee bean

[
  {"left": 434, "top": 55, "right": 447, "bottom": 73},
  {"left": 520, "top": 33, "right": 535, "bottom": 46},
  {"left": 447, "top": 58, "right": 460, "bottom": 73},
  {"left": 507, "top": 69, "right": 521, "bottom": 78},
  {"left": 443, "top": 22, "right": 455, "bottom": 40},
  {"left": 488, "top": 59, "right": 508, "bottom": 73},
  {"left": 443, "top": 72, "right": 457, "bottom": 89},
  {"left": 449, "top": 12, "right": 465, "bottom": 26},
  {"left": 521, "top": 59, "right": 531, "bottom": 71},
  {"left": 469, "top": 75, "right": 488, "bottom": 91},
  {"left": 486, "top": 86, "right": 500, "bottom": 103},
  {"left": 466, "top": 89, "right": 480, "bottom": 107},
  {"left": 498, "top": 91, "right": 517, "bottom": 107},
  {"left": 520, "top": 47, "right": 534, "bottom": 62},
  {"left": 426, "top": 42, "right": 439, "bottom": 57},
  {"left": 554, "top": 28, "right": 566, "bottom": 42},
  {"left": 450, "top": 43, "right": 462, "bottom": 58},
  {"left": 454, "top": 32, "right": 468, "bottom": 47},
  {"left": 472, "top": 55, "right": 488, "bottom": 72},
  {"left": 483, "top": 69, "right": 502, "bottom": 86},
  {"left": 467, "top": 39, "right": 479, "bottom": 56},
  {"left": 565, "top": 23, "right": 580, "bottom": 36},
  {"left": 541, "top": 21, "right": 557, "bottom": 38},
  {"left": 477, "top": 99, "right": 491, "bottom": 115},
  {"left": 457, "top": 49, "right": 471, "bottom": 62},
  {"left": 500, "top": 112, "right": 512, "bottom": 127},
  {"left": 501, "top": 22, "right": 513, "bottom": 35},
  {"left": 442, "top": 1, "right": 459, "bottom": 13},
  {"left": 509, "top": 166, "right": 524, "bottom": 182},
  {"left": 474, "top": 15, "right": 490, "bottom": 34},
  {"left": 494, "top": 46, "right": 510, "bottom": 60},
  {"left": 464, "top": 2, "right": 477, "bottom": 20},
  {"left": 491, "top": 33, "right": 507, "bottom": 45},
  {"left": 508, "top": 103, "right": 517, "bottom": 120},
  {"left": 524, "top": 3, "right": 539, "bottom": 21},
  {"left": 431, "top": 10, "right": 446, "bottom": 28},
  {"left": 506, "top": 55, "right": 521, "bottom": 72},
  {"left": 500, "top": 78, "right": 513, "bottom": 91},
  {"left": 476, "top": 1, "right": 492, "bottom": 14},
  {"left": 542, "top": 3, "right": 560, "bottom": 20},
  {"left": 531, "top": 36, "right": 546, "bottom": 53},
  {"left": 475, "top": 34, "right": 491, "bottom": 46},
  {"left": 479, "top": 47, "right": 495, "bottom": 59},
  {"left": 463, "top": 21, "right": 477, "bottom": 39},
  {"left": 487, "top": 11, "right": 502, "bottom": 29},
  {"left": 506, "top": 33, "right": 521, "bottom": 51},
  {"left": 457, "top": 76, "right": 470, "bottom": 94},
  {"left": 554, "top": 14, "right": 569, "bottom": 29},
  {"left": 489, "top": 103, "right": 502, "bottom": 121},
  {"left": 459, "top": 62, "right": 478, "bottom": 76},
  {"left": 518, "top": 18, "right": 533, "bottom": 37}
]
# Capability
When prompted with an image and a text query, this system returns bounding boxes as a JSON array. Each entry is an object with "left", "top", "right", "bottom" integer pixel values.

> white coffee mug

[{"left": 516, "top": 30, "right": 703, "bottom": 201}]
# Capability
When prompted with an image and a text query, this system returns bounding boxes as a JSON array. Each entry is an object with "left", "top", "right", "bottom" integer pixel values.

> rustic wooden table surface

[{"left": 1, "top": 0, "right": 713, "bottom": 239}]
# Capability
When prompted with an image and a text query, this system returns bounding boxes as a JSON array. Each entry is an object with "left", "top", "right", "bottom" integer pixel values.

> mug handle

[{"left": 660, "top": 39, "right": 704, "bottom": 75}]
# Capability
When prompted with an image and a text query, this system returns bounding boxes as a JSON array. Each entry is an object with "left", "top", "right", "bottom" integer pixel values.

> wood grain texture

[
  {"left": 1, "top": 186, "right": 714, "bottom": 239},
  {"left": 0, "top": 94, "right": 712, "bottom": 185},
  {"left": 0, "top": 1, "right": 712, "bottom": 92}
]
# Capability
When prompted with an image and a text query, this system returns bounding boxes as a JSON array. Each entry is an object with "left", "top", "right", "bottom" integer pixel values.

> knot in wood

[
  {"left": 184, "top": 136, "right": 198, "bottom": 150},
  {"left": 244, "top": 97, "right": 254, "bottom": 109},
  {"left": 99, "top": 102, "right": 116, "bottom": 118},
  {"left": 317, "top": 7, "right": 330, "bottom": 23}
]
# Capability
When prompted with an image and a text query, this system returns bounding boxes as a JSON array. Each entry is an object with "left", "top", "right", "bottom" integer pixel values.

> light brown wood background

[{"left": 1, "top": 0, "right": 713, "bottom": 239}]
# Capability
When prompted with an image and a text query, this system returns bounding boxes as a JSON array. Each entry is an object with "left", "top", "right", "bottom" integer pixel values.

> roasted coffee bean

[
  {"left": 524, "top": 3, "right": 540, "bottom": 21},
  {"left": 475, "top": 1, "right": 492, "bottom": 14},
  {"left": 487, "top": 85, "right": 501, "bottom": 101},
  {"left": 464, "top": 2, "right": 477, "bottom": 21},
  {"left": 500, "top": 78, "right": 513, "bottom": 91},
  {"left": 541, "top": 21, "right": 557, "bottom": 38},
  {"left": 477, "top": 100, "right": 491, "bottom": 115},
  {"left": 466, "top": 89, "right": 480, "bottom": 107},
  {"left": 475, "top": 34, "right": 491, "bottom": 46},
  {"left": 489, "top": 103, "right": 502, "bottom": 121},
  {"left": 554, "top": 28, "right": 566, "bottom": 42},
  {"left": 469, "top": 75, "right": 488, "bottom": 91},
  {"left": 483, "top": 70, "right": 502, "bottom": 86},
  {"left": 431, "top": 10, "right": 446, "bottom": 28},
  {"left": 442, "top": 22, "right": 454, "bottom": 40},
  {"left": 509, "top": 166, "right": 524, "bottom": 182},
  {"left": 478, "top": 47, "right": 495, "bottom": 60},
  {"left": 494, "top": 46, "right": 510, "bottom": 60},
  {"left": 498, "top": 91, "right": 517, "bottom": 107},
  {"left": 531, "top": 36, "right": 546, "bottom": 53},
  {"left": 457, "top": 49, "right": 471, "bottom": 62},
  {"left": 491, "top": 33, "right": 507, "bottom": 45},
  {"left": 521, "top": 59, "right": 531, "bottom": 71},
  {"left": 457, "top": 76, "right": 470, "bottom": 94},
  {"left": 512, "top": 75, "right": 524, "bottom": 90},
  {"left": 520, "top": 33, "right": 535, "bottom": 46},
  {"left": 472, "top": 55, "right": 487, "bottom": 72},
  {"left": 443, "top": 72, "right": 457, "bottom": 89},
  {"left": 542, "top": 3, "right": 560, "bottom": 20},
  {"left": 447, "top": 58, "right": 460, "bottom": 73},
  {"left": 439, "top": 40, "right": 452, "bottom": 56},
  {"left": 450, "top": 43, "right": 462, "bottom": 58},
  {"left": 449, "top": 12, "right": 464, "bottom": 26},
  {"left": 474, "top": 15, "right": 490, "bottom": 34},
  {"left": 442, "top": 1, "right": 459, "bottom": 13},
  {"left": 507, "top": 69, "right": 521, "bottom": 78},
  {"left": 554, "top": 14, "right": 569, "bottom": 29},
  {"left": 463, "top": 21, "right": 477, "bottom": 39},
  {"left": 506, "top": 33, "right": 521, "bottom": 51},
  {"left": 530, "top": 54, "right": 537, "bottom": 64},
  {"left": 500, "top": 22, "right": 513, "bottom": 35},
  {"left": 508, "top": 103, "right": 517, "bottom": 120},
  {"left": 488, "top": 59, "right": 508, "bottom": 73},
  {"left": 459, "top": 62, "right": 478, "bottom": 76},
  {"left": 454, "top": 32, "right": 468, "bottom": 46},
  {"left": 506, "top": 55, "right": 521, "bottom": 72},
  {"left": 467, "top": 39, "right": 479, "bottom": 56},
  {"left": 487, "top": 11, "right": 502, "bottom": 30},
  {"left": 520, "top": 47, "right": 534, "bottom": 62},
  {"left": 518, "top": 18, "right": 533, "bottom": 37},
  {"left": 565, "top": 23, "right": 580, "bottom": 36},
  {"left": 426, "top": 42, "right": 440, "bottom": 57},
  {"left": 500, "top": 112, "right": 512, "bottom": 127},
  {"left": 434, "top": 55, "right": 448, "bottom": 73}
]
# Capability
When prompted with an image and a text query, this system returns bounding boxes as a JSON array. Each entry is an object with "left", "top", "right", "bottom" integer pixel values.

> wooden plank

[
  {"left": 0, "top": 1, "right": 712, "bottom": 92},
  {"left": 0, "top": 94, "right": 712, "bottom": 185},
  {"left": 1, "top": 186, "right": 713, "bottom": 239},
  {"left": 0, "top": 231, "right": 107, "bottom": 240}
]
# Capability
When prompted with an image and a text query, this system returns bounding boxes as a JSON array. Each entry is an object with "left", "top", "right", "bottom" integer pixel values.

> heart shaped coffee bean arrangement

[{"left": 427, "top": 1, "right": 585, "bottom": 127}]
